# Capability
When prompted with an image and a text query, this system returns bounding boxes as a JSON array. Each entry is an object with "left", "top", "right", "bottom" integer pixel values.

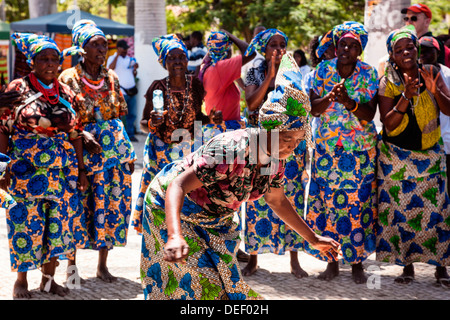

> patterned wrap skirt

[
  {"left": 132, "top": 119, "right": 246, "bottom": 234},
  {"left": 141, "top": 161, "right": 262, "bottom": 300},
  {"left": 244, "top": 141, "right": 308, "bottom": 255},
  {"left": 6, "top": 129, "right": 79, "bottom": 272},
  {"left": 376, "top": 138, "right": 450, "bottom": 266},
  {"left": 71, "top": 119, "right": 135, "bottom": 250},
  {"left": 304, "top": 144, "right": 378, "bottom": 264}
]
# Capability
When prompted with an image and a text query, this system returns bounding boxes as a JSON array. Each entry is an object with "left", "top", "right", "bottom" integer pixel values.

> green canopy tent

[
  {"left": 8, "top": 10, "right": 134, "bottom": 81},
  {"left": 10, "top": 10, "right": 134, "bottom": 35},
  {"left": 0, "top": 21, "right": 10, "bottom": 40}
]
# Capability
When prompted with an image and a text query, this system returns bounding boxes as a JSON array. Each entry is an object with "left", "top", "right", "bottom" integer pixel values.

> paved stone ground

[{"left": 1, "top": 134, "right": 449, "bottom": 300}]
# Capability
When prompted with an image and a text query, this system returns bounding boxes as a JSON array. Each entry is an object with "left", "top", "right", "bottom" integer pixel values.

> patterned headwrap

[
  {"left": 258, "top": 54, "right": 311, "bottom": 145},
  {"left": 316, "top": 29, "right": 334, "bottom": 58},
  {"left": 206, "top": 31, "right": 233, "bottom": 66},
  {"left": 333, "top": 21, "right": 368, "bottom": 52},
  {"left": 244, "top": 28, "right": 288, "bottom": 57},
  {"left": 385, "top": 25, "right": 419, "bottom": 86},
  {"left": 63, "top": 19, "right": 106, "bottom": 56},
  {"left": 386, "top": 24, "right": 418, "bottom": 55},
  {"left": 152, "top": 34, "right": 189, "bottom": 69},
  {"left": 11, "top": 33, "right": 62, "bottom": 66}
]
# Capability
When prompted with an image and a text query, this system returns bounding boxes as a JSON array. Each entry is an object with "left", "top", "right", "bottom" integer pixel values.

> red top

[{"left": 203, "top": 55, "right": 242, "bottom": 121}]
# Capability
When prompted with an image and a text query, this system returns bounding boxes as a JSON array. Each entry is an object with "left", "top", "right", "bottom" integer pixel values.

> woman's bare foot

[
  {"left": 13, "top": 274, "right": 31, "bottom": 299},
  {"left": 40, "top": 277, "right": 70, "bottom": 297},
  {"left": 290, "top": 251, "right": 308, "bottom": 278},
  {"left": 352, "top": 263, "right": 367, "bottom": 284},
  {"left": 241, "top": 254, "right": 258, "bottom": 276},
  {"left": 97, "top": 265, "right": 117, "bottom": 283},
  {"left": 318, "top": 261, "right": 339, "bottom": 281}
]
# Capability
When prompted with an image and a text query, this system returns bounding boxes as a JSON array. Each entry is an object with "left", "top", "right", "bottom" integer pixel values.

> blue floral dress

[
  {"left": 304, "top": 58, "right": 379, "bottom": 265},
  {"left": 2, "top": 76, "right": 82, "bottom": 272},
  {"left": 141, "top": 128, "right": 284, "bottom": 300}
]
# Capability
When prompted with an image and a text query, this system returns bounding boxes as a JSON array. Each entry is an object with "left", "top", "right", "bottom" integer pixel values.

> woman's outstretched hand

[{"left": 310, "top": 235, "right": 341, "bottom": 261}]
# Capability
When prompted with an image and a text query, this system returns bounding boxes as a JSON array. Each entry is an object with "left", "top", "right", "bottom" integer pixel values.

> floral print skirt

[
  {"left": 132, "top": 119, "right": 246, "bottom": 233},
  {"left": 6, "top": 129, "right": 79, "bottom": 272},
  {"left": 141, "top": 161, "right": 262, "bottom": 300},
  {"left": 376, "top": 139, "right": 450, "bottom": 267},
  {"left": 244, "top": 142, "right": 307, "bottom": 255},
  {"left": 304, "top": 144, "right": 377, "bottom": 264},
  {"left": 71, "top": 119, "right": 134, "bottom": 250}
]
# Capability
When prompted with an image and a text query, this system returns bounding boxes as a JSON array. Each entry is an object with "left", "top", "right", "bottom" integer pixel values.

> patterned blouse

[
  {"left": 182, "top": 128, "right": 285, "bottom": 217},
  {"left": 312, "top": 57, "right": 379, "bottom": 153},
  {"left": 378, "top": 68, "right": 441, "bottom": 151},
  {"left": 142, "top": 75, "right": 206, "bottom": 144},
  {"left": 244, "top": 59, "right": 274, "bottom": 127},
  {"left": 0, "top": 75, "right": 83, "bottom": 139},
  {"left": 58, "top": 64, "right": 127, "bottom": 124}
]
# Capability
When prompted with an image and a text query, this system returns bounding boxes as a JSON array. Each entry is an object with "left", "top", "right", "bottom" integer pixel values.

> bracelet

[
  {"left": 401, "top": 92, "right": 411, "bottom": 101},
  {"left": 349, "top": 102, "right": 359, "bottom": 113},
  {"left": 393, "top": 106, "right": 406, "bottom": 115},
  {"left": 147, "top": 119, "right": 157, "bottom": 134}
]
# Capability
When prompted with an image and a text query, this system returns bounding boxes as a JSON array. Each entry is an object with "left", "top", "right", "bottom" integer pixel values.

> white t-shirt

[
  {"left": 107, "top": 53, "right": 136, "bottom": 91},
  {"left": 438, "top": 64, "right": 450, "bottom": 154}
]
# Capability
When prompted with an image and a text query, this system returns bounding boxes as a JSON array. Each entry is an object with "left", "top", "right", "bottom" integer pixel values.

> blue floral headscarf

[
  {"left": 12, "top": 33, "right": 62, "bottom": 66},
  {"left": 206, "top": 31, "right": 233, "bottom": 66},
  {"left": 316, "top": 29, "right": 334, "bottom": 58},
  {"left": 333, "top": 21, "right": 368, "bottom": 52},
  {"left": 63, "top": 19, "right": 106, "bottom": 57},
  {"left": 244, "top": 28, "right": 288, "bottom": 57},
  {"left": 152, "top": 34, "right": 189, "bottom": 69},
  {"left": 259, "top": 53, "right": 311, "bottom": 145}
]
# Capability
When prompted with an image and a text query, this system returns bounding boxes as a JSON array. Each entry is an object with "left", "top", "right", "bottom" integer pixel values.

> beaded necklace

[
  {"left": 29, "top": 72, "right": 60, "bottom": 104},
  {"left": 81, "top": 77, "right": 105, "bottom": 90},
  {"left": 165, "top": 75, "right": 190, "bottom": 125}
]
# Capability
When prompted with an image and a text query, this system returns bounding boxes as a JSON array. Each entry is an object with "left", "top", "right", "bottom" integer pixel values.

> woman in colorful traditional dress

[
  {"left": 305, "top": 21, "right": 379, "bottom": 284},
  {"left": 0, "top": 33, "right": 87, "bottom": 298},
  {"left": 140, "top": 54, "right": 341, "bottom": 300},
  {"left": 241, "top": 29, "right": 309, "bottom": 278},
  {"left": 376, "top": 25, "right": 450, "bottom": 287},
  {"left": 130, "top": 34, "right": 222, "bottom": 234},
  {"left": 199, "top": 29, "right": 255, "bottom": 262},
  {"left": 59, "top": 20, "right": 136, "bottom": 283}
]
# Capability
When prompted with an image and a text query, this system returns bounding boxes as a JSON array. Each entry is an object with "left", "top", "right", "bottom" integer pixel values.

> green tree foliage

[
  {"left": 5, "top": 0, "right": 29, "bottom": 21},
  {"left": 166, "top": 0, "right": 366, "bottom": 50}
]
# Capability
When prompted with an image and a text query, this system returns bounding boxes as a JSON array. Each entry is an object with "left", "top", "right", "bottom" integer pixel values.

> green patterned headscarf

[
  {"left": 258, "top": 54, "right": 311, "bottom": 145},
  {"left": 385, "top": 25, "right": 419, "bottom": 86}
]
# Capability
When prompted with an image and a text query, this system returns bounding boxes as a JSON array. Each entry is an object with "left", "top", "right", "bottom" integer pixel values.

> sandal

[
  {"left": 394, "top": 275, "right": 414, "bottom": 285},
  {"left": 435, "top": 271, "right": 450, "bottom": 288}
]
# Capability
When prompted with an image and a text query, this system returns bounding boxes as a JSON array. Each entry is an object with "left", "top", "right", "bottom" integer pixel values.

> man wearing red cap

[{"left": 401, "top": 3, "right": 448, "bottom": 67}]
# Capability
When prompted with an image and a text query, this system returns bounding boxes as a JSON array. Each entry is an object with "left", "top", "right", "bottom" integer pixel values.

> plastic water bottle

[
  {"left": 94, "top": 107, "right": 103, "bottom": 122},
  {"left": 152, "top": 90, "right": 164, "bottom": 115}
]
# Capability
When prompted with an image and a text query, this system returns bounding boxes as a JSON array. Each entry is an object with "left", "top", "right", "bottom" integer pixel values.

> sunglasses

[{"left": 403, "top": 16, "right": 418, "bottom": 22}]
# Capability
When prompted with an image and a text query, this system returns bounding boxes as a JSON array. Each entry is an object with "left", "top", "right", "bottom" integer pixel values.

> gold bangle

[{"left": 349, "top": 102, "right": 359, "bottom": 113}]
